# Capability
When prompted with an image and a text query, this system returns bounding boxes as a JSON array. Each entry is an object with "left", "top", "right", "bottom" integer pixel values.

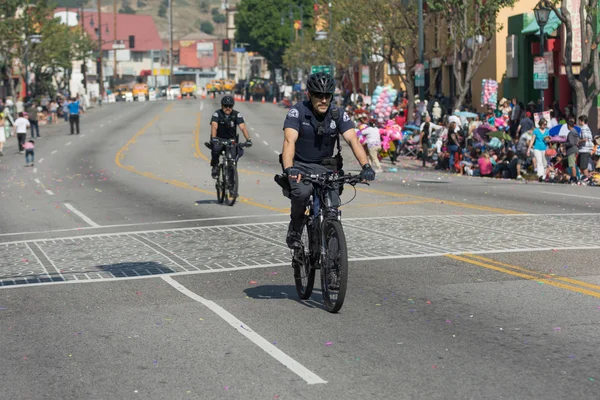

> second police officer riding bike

[{"left": 205, "top": 95, "right": 252, "bottom": 206}]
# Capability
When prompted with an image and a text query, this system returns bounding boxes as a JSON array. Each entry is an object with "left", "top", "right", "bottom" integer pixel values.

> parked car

[
  {"left": 167, "top": 84, "right": 181, "bottom": 98},
  {"left": 158, "top": 85, "right": 169, "bottom": 98}
]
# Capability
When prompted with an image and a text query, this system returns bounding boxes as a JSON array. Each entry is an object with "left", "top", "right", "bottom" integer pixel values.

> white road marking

[
  {"left": 262, "top": 140, "right": 269, "bottom": 146},
  {"left": 51, "top": 150, "right": 57, "bottom": 154},
  {"left": 45, "top": 190, "right": 54, "bottom": 196},
  {"left": 541, "top": 191, "right": 600, "bottom": 201},
  {"left": 0, "top": 213, "right": 289, "bottom": 238},
  {"left": 161, "top": 275, "right": 327, "bottom": 385},
  {"left": 80, "top": 134, "right": 85, "bottom": 137},
  {"left": 38, "top": 158, "right": 44, "bottom": 164},
  {"left": 274, "top": 150, "right": 280, "bottom": 155},
  {"left": 63, "top": 203, "right": 100, "bottom": 228},
  {"left": 34, "top": 178, "right": 41, "bottom": 184},
  {"left": 33, "top": 168, "right": 37, "bottom": 173},
  {"left": 255, "top": 133, "right": 260, "bottom": 138},
  {"left": 250, "top": 127, "right": 255, "bottom": 131},
  {"left": 100, "top": 124, "right": 105, "bottom": 127},
  {"left": 200, "top": 102, "right": 204, "bottom": 110},
  {"left": 66, "top": 141, "right": 72, "bottom": 146}
]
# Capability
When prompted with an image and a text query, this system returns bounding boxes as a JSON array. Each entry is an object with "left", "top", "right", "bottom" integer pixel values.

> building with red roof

[{"left": 54, "top": 8, "right": 166, "bottom": 95}]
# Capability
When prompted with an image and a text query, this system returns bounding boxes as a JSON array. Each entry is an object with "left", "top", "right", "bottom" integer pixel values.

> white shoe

[
  {"left": 376, "top": 168, "right": 383, "bottom": 173},
  {"left": 516, "top": 175, "right": 523, "bottom": 180}
]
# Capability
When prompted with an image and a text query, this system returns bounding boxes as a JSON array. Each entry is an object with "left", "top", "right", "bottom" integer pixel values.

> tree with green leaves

[
  {"left": 212, "top": 13, "right": 226, "bottom": 24},
  {"left": 548, "top": 0, "right": 600, "bottom": 117},
  {"left": 334, "top": 0, "right": 432, "bottom": 120},
  {"left": 284, "top": 1, "right": 368, "bottom": 94},
  {"left": 0, "top": 0, "right": 95, "bottom": 99},
  {"left": 198, "top": 0, "right": 209, "bottom": 13},
  {"left": 427, "top": 0, "right": 516, "bottom": 110},
  {"left": 199, "top": 20, "right": 214, "bottom": 34},
  {"left": 119, "top": 5, "right": 136, "bottom": 14},
  {"left": 236, "top": 0, "right": 313, "bottom": 70}
]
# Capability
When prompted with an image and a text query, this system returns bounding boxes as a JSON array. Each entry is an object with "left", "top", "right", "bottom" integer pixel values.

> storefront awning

[{"left": 522, "top": 11, "right": 562, "bottom": 35}]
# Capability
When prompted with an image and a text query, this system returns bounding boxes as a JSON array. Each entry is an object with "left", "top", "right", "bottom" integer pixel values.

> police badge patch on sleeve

[
  {"left": 342, "top": 112, "right": 350, "bottom": 122},
  {"left": 213, "top": 112, "right": 218, "bottom": 117},
  {"left": 287, "top": 108, "right": 299, "bottom": 118}
]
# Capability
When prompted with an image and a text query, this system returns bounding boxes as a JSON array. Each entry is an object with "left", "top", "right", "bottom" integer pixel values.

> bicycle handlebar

[{"left": 296, "top": 172, "right": 369, "bottom": 187}]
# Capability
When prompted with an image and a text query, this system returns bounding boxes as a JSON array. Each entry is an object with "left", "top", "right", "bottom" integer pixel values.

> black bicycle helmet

[
  {"left": 221, "top": 95, "right": 235, "bottom": 107},
  {"left": 306, "top": 72, "right": 335, "bottom": 94}
]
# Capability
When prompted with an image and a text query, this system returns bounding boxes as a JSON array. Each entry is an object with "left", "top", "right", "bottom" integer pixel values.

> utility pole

[
  {"left": 97, "top": 0, "right": 104, "bottom": 101},
  {"left": 80, "top": 5, "right": 88, "bottom": 95},
  {"left": 417, "top": 0, "right": 424, "bottom": 102},
  {"left": 328, "top": 2, "right": 333, "bottom": 76},
  {"left": 113, "top": 0, "right": 117, "bottom": 82},
  {"left": 168, "top": 0, "right": 173, "bottom": 85},
  {"left": 226, "top": 7, "right": 230, "bottom": 79}
]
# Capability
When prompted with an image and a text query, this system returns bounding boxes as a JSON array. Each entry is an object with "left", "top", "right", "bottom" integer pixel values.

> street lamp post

[
  {"left": 417, "top": 0, "right": 424, "bottom": 102},
  {"left": 534, "top": 0, "right": 551, "bottom": 112}
]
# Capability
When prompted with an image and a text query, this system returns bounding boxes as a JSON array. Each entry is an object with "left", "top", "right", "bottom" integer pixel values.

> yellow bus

[{"left": 132, "top": 83, "right": 149, "bottom": 99}]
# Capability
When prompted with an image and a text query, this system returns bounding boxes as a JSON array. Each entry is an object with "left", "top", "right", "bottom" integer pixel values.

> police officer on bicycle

[
  {"left": 209, "top": 95, "right": 252, "bottom": 178},
  {"left": 281, "top": 72, "right": 376, "bottom": 248}
]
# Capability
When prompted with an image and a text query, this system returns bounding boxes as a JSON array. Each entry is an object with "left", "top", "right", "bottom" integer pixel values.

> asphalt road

[{"left": 1, "top": 98, "right": 600, "bottom": 399}]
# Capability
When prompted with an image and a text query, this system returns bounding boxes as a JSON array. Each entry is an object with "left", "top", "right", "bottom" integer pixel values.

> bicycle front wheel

[
  {"left": 320, "top": 220, "right": 348, "bottom": 313},
  {"left": 216, "top": 165, "right": 225, "bottom": 204},
  {"left": 293, "top": 220, "right": 315, "bottom": 300},
  {"left": 224, "top": 165, "right": 238, "bottom": 206}
]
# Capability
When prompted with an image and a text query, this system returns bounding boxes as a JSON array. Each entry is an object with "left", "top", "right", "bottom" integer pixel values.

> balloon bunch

[{"left": 370, "top": 85, "right": 398, "bottom": 120}]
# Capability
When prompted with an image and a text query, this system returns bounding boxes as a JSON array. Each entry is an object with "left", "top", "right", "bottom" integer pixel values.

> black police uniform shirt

[
  {"left": 211, "top": 109, "right": 245, "bottom": 139},
  {"left": 283, "top": 101, "right": 354, "bottom": 163}
]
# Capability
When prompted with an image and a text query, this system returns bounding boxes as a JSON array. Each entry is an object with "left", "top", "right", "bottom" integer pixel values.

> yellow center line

[
  {"left": 445, "top": 254, "right": 600, "bottom": 299},
  {"left": 115, "top": 105, "right": 288, "bottom": 214},
  {"left": 462, "top": 254, "right": 600, "bottom": 293},
  {"left": 356, "top": 187, "right": 523, "bottom": 215}
]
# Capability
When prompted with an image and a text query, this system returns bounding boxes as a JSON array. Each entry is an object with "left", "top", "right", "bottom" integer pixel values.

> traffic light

[
  {"left": 222, "top": 39, "right": 231, "bottom": 52},
  {"left": 129, "top": 35, "right": 135, "bottom": 49}
]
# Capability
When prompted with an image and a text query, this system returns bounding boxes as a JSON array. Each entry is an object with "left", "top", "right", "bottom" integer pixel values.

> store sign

[
  {"left": 361, "top": 65, "right": 370, "bottom": 83},
  {"left": 311, "top": 65, "right": 333, "bottom": 75},
  {"left": 544, "top": 52, "right": 554, "bottom": 76},
  {"left": 415, "top": 63, "right": 425, "bottom": 87},
  {"left": 506, "top": 35, "right": 518, "bottom": 78},
  {"left": 431, "top": 57, "right": 442, "bottom": 69},
  {"left": 533, "top": 57, "right": 548, "bottom": 90}
]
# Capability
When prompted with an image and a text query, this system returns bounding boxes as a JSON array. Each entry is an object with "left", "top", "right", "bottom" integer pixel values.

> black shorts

[{"left": 579, "top": 153, "right": 591, "bottom": 170}]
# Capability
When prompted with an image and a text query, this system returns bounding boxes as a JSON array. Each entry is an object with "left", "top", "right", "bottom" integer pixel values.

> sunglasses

[
  {"left": 222, "top": 105, "right": 233, "bottom": 109},
  {"left": 311, "top": 92, "right": 332, "bottom": 100}
]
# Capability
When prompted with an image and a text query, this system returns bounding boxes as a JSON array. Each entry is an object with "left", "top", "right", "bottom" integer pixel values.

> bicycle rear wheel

[
  {"left": 320, "top": 220, "right": 348, "bottom": 313},
  {"left": 216, "top": 165, "right": 225, "bottom": 204},
  {"left": 293, "top": 220, "right": 315, "bottom": 300},
  {"left": 224, "top": 165, "right": 238, "bottom": 206}
]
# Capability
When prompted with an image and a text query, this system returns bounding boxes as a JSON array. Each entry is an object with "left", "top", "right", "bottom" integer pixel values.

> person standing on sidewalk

[
  {"left": 13, "top": 112, "right": 30, "bottom": 153},
  {"left": 67, "top": 97, "right": 81, "bottom": 135},
  {"left": 27, "top": 102, "right": 40, "bottom": 138}
]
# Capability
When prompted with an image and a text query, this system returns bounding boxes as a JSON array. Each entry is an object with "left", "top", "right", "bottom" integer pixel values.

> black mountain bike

[
  {"left": 208, "top": 139, "right": 250, "bottom": 206},
  {"left": 289, "top": 172, "right": 366, "bottom": 313}
]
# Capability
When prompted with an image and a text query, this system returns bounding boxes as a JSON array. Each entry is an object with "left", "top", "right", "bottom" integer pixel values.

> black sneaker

[
  {"left": 211, "top": 166, "right": 218, "bottom": 179},
  {"left": 327, "top": 271, "right": 340, "bottom": 291},
  {"left": 286, "top": 227, "right": 302, "bottom": 249}
]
